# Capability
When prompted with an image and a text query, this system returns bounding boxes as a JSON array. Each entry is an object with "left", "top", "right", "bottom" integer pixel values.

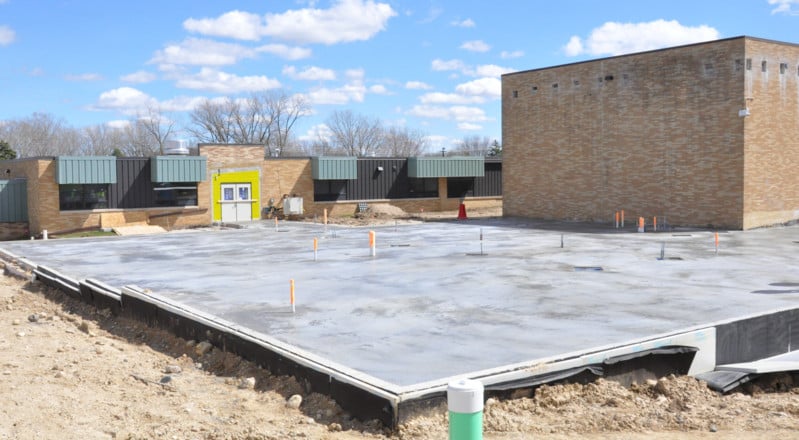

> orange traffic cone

[{"left": 457, "top": 203, "right": 467, "bottom": 220}]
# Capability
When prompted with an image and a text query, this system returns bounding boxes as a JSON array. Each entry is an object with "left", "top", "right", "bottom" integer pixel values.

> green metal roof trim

[
  {"left": 407, "top": 156, "right": 485, "bottom": 178},
  {"left": 0, "top": 179, "right": 28, "bottom": 222},
  {"left": 312, "top": 156, "right": 358, "bottom": 180},
  {"left": 151, "top": 156, "right": 207, "bottom": 183},
  {"left": 56, "top": 156, "right": 117, "bottom": 184}
]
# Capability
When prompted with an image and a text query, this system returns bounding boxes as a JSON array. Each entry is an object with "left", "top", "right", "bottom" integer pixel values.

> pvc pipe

[
  {"left": 615, "top": 211, "right": 619, "bottom": 229},
  {"left": 448, "top": 378, "right": 483, "bottom": 440},
  {"left": 638, "top": 217, "right": 645, "bottom": 233},
  {"left": 715, "top": 232, "right": 719, "bottom": 254},
  {"left": 323, "top": 209, "right": 328, "bottom": 225},
  {"left": 313, "top": 238, "right": 318, "bottom": 261},
  {"left": 369, "top": 230, "right": 376, "bottom": 257},
  {"left": 653, "top": 216, "right": 657, "bottom": 232},
  {"left": 42, "top": 230, "right": 48, "bottom": 240},
  {"left": 621, "top": 210, "right": 625, "bottom": 228},
  {"left": 290, "top": 279, "right": 295, "bottom": 313},
  {"left": 275, "top": 217, "right": 279, "bottom": 232}
]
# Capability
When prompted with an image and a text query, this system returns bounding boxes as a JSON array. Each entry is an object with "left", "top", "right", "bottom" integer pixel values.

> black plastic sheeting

[
  {"left": 695, "top": 370, "right": 757, "bottom": 393},
  {"left": 487, "top": 346, "right": 698, "bottom": 392},
  {"left": 79, "top": 279, "right": 122, "bottom": 315},
  {"left": 715, "top": 309, "right": 799, "bottom": 365}
]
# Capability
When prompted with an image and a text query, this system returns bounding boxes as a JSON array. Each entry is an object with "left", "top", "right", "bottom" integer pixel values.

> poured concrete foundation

[{"left": 3, "top": 218, "right": 799, "bottom": 426}]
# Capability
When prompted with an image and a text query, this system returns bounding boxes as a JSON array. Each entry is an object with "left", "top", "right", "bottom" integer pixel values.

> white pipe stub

[{"left": 447, "top": 378, "right": 484, "bottom": 414}]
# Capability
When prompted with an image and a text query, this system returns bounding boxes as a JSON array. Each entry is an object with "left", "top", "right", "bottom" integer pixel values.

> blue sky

[{"left": 1, "top": 0, "right": 798, "bottom": 152}]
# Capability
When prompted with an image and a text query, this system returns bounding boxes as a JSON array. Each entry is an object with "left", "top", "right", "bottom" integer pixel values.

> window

[
  {"left": 762, "top": 60, "right": 767, "bottom": 72},
  {"left": 408, "top": 178, "right": 438, "bottom": 198},
  {"left": 59, "top": 184, "right": 109, "bottom": 211},
  {"left": 512, "top": 90, "right": 518, "bottom": 98},
  {"left": 746, "top": 58, "right": 752, "bottom": 70},
  {"left": 780, "top": 63, "right": 788, "bottom": 74},
  {"left": 447, "top": 178, "right": 475, "bottom": 199},
  {"left": 314, "top": 180, "right": 347, "bottom": 202},
  {"left": 154, "top": 182, "right": 198, "bottom": 207},
  {"left": 531, "top": 86, "right": 538, "bottom": 94}
]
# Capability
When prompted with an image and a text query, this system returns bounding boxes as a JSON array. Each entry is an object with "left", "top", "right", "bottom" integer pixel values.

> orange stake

[
  {"left": 715, "top": 232, "right": 719, "bottom": 254},
  {"left": 615, "top": 211, "right": 620, "bottom": 228},
  {"left": 290, "top": 279, "right": 295, "bottom": 313},
  {"left": 621, "top": 210, "right": 625, "bottom": 228},
  {"left": 653, "top": 216, "right": 657, "bottom": 232}
]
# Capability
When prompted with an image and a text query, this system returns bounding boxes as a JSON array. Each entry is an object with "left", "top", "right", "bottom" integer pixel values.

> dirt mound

[{"left": 355, "top": 204, "right": 407, "bottom": 219}]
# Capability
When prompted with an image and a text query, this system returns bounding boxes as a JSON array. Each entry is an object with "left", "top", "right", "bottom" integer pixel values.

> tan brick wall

[
  {"left": 0, "top": 223, "right": 28, "bottom": 241},
  {"left": 742, "top": 39, "right": 799, "bottom": 229},
  {"left": 261, "top": 158, "right": 314, "bottom": 216},
  {"left": 200, "top": 144, "right": 265, "bottom": 169},
  {"left": 314, "top": 197, "right": 501, "bottom": 218},
  {"left": 503, "top": 38, "right": 749, "bottom": 229}
]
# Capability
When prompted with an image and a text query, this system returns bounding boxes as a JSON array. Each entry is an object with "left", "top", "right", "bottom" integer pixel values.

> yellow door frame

[{"left": 211, "top": 169, "right": 261, "bottom": 222}]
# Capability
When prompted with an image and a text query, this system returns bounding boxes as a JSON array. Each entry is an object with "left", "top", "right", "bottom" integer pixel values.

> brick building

[
  {"left": 1, "top": 144, "right": 501, "bottom": 238},
  {"left": 502, "top": 36, "right": 799, "bottom": 230}
]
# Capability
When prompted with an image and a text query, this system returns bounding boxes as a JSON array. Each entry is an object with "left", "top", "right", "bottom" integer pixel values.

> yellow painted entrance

[{"left": 212, "top": 169, "right": 260, "bottom": 222}]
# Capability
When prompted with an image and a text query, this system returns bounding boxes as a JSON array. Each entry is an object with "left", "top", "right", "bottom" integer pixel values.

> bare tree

[
  {"left": 264, "top": 92, "right": 309, "bottom": 157},
  {"left": 80, "top": 124, "right": 127, "bottom": 156},
  {"left": 451, "top": 135, "right": 497, "bottom": 156},
  {"left": 137, "top": 105, "right": 176, "bottom": 155},
  {"left": 186, "top": 98, "right": 236, "bottom": 144},
  {"left": 325, "top": 110, "right": 383, "bottom": 157},
  {"left": 380, "top": 126, "right": 428, "bottom": 157},
  {"left": 120, "top": 120, "right": 159, "bottom": 157},
  {"left": 0, "top": 112, "right": 82, "bottom": 157}
]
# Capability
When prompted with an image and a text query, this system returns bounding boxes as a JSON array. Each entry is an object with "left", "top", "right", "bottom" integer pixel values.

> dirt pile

[{"left": 2, "top": 262, "right": 799, "bottom": 439}]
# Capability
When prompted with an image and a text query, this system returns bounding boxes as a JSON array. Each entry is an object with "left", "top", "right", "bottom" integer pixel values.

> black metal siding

[
  {"left": 347, "top": 158, "right": 411, "bottom": 200},
  {"left": 473, "top": 160, "right": 502, "bottom": 197},
  {"left": 110, "top": 158, "right": 155, "bottom": 209}
]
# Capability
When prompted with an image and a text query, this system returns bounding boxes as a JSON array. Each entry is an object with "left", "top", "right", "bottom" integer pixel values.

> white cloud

[
  {"left": 369, "top": 84, "right": 390, "bottom": 94},
  {"left": 460, "top": 40, "right": 491, "bottom": 52},
  {"left": 121, "top": 71, "right": 157, "bottom": 83},
  {"left": 106, "top": 120, "right": 131, "bottom": 129},
  {"left": 298, "top": 123, "right": 333, "bottom": 142},
  {"left": 0, "top": 25, "right": 15, "bottom": 46},
  {"left": 263, "top": 0, "right": 397, "bottom": 45},
  {"left": 175, "top": 68, "right": 281, "bottom": 94},
  {"left": 160, "top": 95, "right": 210, "bottom": 112},
  {"left": 473, "top": 64, "right": 515, "bottom": 77},
  {"left": 345, "top": 68, "right": 365, "bottom": 80},
  {"left": 432, "top": 59, "right": 465, "bottom": 72},
  {"left": 419, "top": 92, "right": 484, "bottom": 105},
  {"left": 256, "top": 43, "right": 312, "bottom": 60},
  {"left": 407, "top": 105, "right": 488, "bottom": 122},
  {"left": 451, "top": 18, "right": 475, "bottom": 27},
  {"left": 65, "top": 73, "right": 103, "bottom": 81},
  {"left": 458, "top": 122, "right": 482, "bottom": 131},
  {"left": 93, "top": 87, "right": 157, "bottom": 114},
  {"left": 183, "top": 10, "right": 264, "bottom": 41},
  {"left": 564, "top": 20, "right": 720, "bottom": 57},
  {"left": 302, "top": 82, "right": 366, "bottom": 105},
  {"left": 149, "top": 38, "right": 255, "bottom": 67},
  {"left": 455, "top": 77, "right": 501, "bottom": 99},
  {"left": 282, "top": 65, "right": 336, "bottom": 81},
  {"left": 405, "top": 81, "right": 432, "bottom": 90},
  {"left": 769, "top": 0, "right": 799, "bottom": 14},
  {"left": 500, "top": 50, "right": 524, "bottom": 59}
]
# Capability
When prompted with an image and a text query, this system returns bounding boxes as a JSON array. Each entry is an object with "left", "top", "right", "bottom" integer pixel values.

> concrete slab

[{"left": 3, "top": 219, "right": 799, "bottom": 388}]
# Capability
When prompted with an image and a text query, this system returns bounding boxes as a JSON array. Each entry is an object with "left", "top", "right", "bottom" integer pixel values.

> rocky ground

[{"left": 2, "top": 212, "right": 799, "bottom": 439}]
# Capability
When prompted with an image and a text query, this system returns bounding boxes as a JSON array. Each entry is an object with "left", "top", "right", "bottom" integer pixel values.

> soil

[{"left": 3, "top": 225, "right": 799, "bottom": 439}]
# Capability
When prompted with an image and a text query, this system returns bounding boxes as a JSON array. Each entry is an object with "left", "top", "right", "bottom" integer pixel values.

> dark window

[
  {"left": 408, "top": 178, "right": 438, "bottom": 198},
  {"left": 154, "top": 182, "right": 198, "bottom": 207},
  {"left": 746, "top": 58, "right": 752, "bottom": 70},
  {"left": 512, "top": 90, "right": 518, "bottom": 98},
  {"left": 780, "top": 63, "right": 788, "bottom": 74},
  {"left": 59, "top": 184, "right": 109, "bottom": 211},
  {"left": 314, "top": 180, "right": 348, "bottom": 201},
  {"left": 762, "top": 60, "right": 767, "bottom": 72},
  {"left": 447, "top": 177, "right": 475, "bottom": 199}
]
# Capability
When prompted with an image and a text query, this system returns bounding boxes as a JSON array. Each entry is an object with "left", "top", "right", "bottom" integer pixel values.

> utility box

[{"left": 283, "top": 197, "right": 303, "bottom": 215}]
